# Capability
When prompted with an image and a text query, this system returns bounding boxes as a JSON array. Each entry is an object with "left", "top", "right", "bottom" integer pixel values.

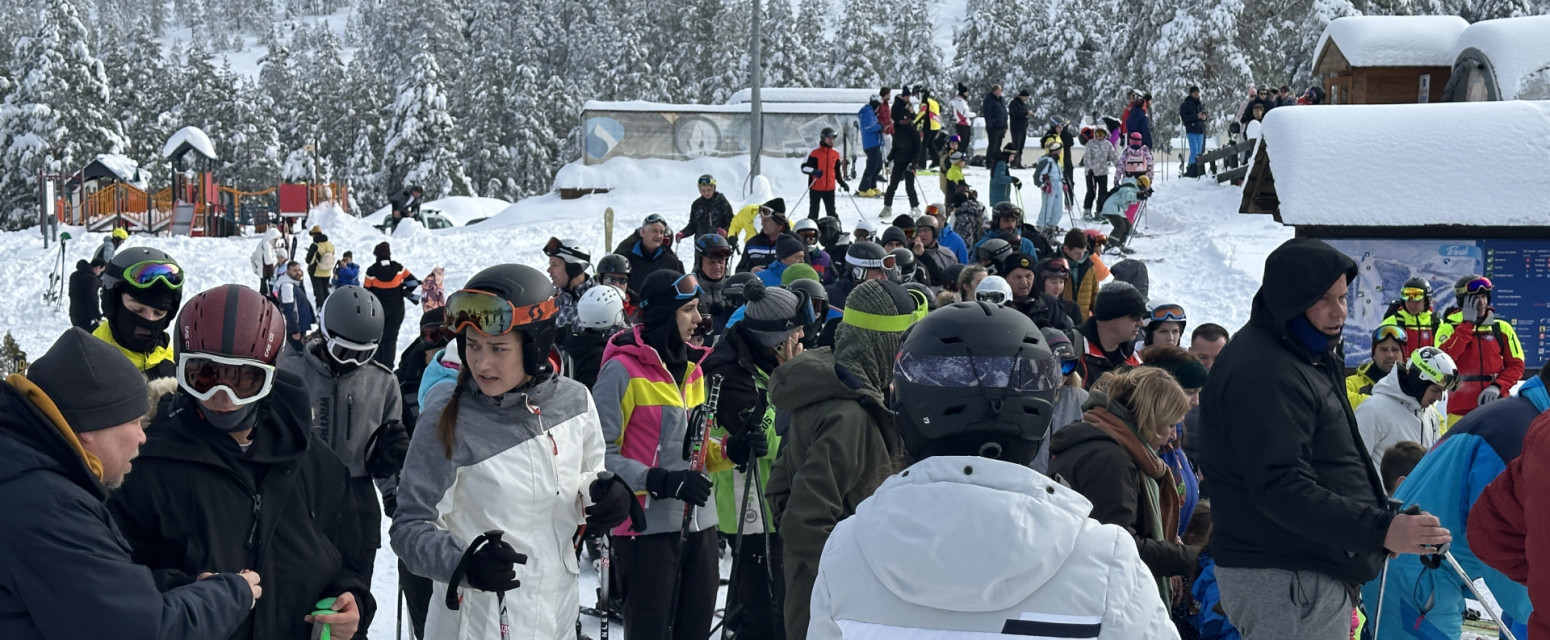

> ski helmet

[
  {"left": 816, "top": 216, "right": 845, "bottom": 248},
  {"left": 101, "top": 247, "right": 185, "bottom": 352},
  {"left": 904, "top": 282, "right": 935, "bottom": 310},
  {"left": 976, "top": 275, "right": 1013, "bottom": 305},
  {"left": 890, "top": 247, "right": 916, "bottom": 283},
  {"left": 694, "top": 233, "right": 733, "bottom": 259},
  {"left": 1408, "top": 346, "right": 1460, "bottom": 391},
  {"left": 544, "top": 237, "right": 592, "bottom": 279},
  {"left": 893, "top": 301, "right": 1061, "bottom": 463},
  {"left": 844, "top": 241, "right": 893, "bottom": 281},
  {"left": 1454, "top": 274, "right": 1492, "bottom": 300},
  {"left": 597, "top": 254, "right": 631, "bottom": 286},
  {"left": 577, "top": 284, "right": 628, "bottom": 330},
  {"left": 977, "top": 238, "right": 1013, "bottom": 271},
  {"left": 992, "top": 201, "right": 1023, "bottom": 224},
  {"left": 820, "top": 127, "right": 837, "bottom": 142},
  {"left": 1401, "top": 277, "right": 1431, "bottom": 299},
  {"left": 320, "top": 285, "right": 385, "bottom": 366},
  {"left": 794, "top": 218, "right": 820, "bottom": 244},
  {"left": 176, "top": 284, "right": 286, "bottom": 364},
  {"left": 723, "top": 272, "right": 760, "bottom": 309},
  {"left": 447, "top": 264, "right": 559, "bottom": 380},
  {"left": 696, "top": 174, "right": 716, "bottom": 188}
]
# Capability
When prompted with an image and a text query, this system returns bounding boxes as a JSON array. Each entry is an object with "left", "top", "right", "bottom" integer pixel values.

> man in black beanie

[
  {"left": 1077, "top": 281, "right": 1147, "bottom": 388},
  {"left": 0, "top": 328, "right": 260, "bottom": 639}
]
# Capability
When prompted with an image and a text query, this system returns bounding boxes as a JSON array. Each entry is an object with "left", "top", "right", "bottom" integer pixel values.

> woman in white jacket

[
  {"left": 808, "top": 302, "right": 1176, "bottom": 640},
  {"left": 391, "top": 264, "right": 635, "bottom": 640},
  {"left": 1354, "top": 346, "right": 1459, "bottom": 486}
]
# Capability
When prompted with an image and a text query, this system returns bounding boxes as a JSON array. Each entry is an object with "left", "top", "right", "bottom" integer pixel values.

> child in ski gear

[
  {"left": 1034, "top": 140, "right": 1065, "bottom": 234},
  {"left": 945, "top": 151, "right": 969, "bottom": 208},
  {"left": 93, "top": 247, "right": 183, "bottom": 380},
  {"left": 1144, "top": 303, "right": 1187, "bottom": 347},
  {"left": 68, "top": 257, "right": 104, "bottom": 330},
  {"left": 988, "top": 144, "right": 1022, "bottom": 208},
  {"left": 937, "top": 135, "right": 961, "bottom": 196},
  {"left": 109, "top": 285, "right": 373, "bottom": 640},
  {"left": 1378, "top": 277, "right": 1439, "bottom": 359},
  {"left": 1437, "top": 275, "right": 1523, "bottom": 424},
  {"left": 807, "top": 303, "right": 1175, "bottom": 640},
  {"left": 364, "top": 241, "right": 419, "bottom": 368},
  {"left": 1060, "top": 229, "right": 1111, "bottom": 321},
  {"left": 305, "top": 225, "right": 336, "bottom": 311},
  {"left": 1082, "top": 128, "right": 1118, "bottom": 219},
  {"left": 94, "top": 227, "right": 127, "bottom": 264},
  {"left": 767, "top": 279, "right": 926, "bottom": 638},
  {"left": 1119, "top": 132, "right": 1155, "bottom": 182},
  {"left": 332, "top": 251, "right": 361, "bottom": 287},
  {"left": 592, "top": 270, "right": 718, "bottom": 640},
  {"left": 0, "top": 328, "right": 262, "bottom": 640},
  {"left": 802, "top": 128, "right": 849, "bottom": 220},
  {"left": 1379, "top": 441, "right": 1426, "bottom": 497},
  {"left": 678, "top": 175, "right": 735, "bottom": 242},
  {"left": 392, "top": 265, "right": 629, "bottom": 640}
]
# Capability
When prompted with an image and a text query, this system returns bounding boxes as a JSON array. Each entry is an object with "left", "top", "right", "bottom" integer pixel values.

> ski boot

[
  {"left": 879, "top": 205, "right": 893, "bottom": 219},
  {"left": 911, "top": 206, "right": 922, "bottom": 216}
]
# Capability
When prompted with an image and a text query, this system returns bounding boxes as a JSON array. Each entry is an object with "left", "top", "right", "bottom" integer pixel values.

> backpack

[
  {"left": 1122, "top": 148, "right": 1149, "bottom": 174},
  {"left": 952, "top": 200, "right": 986, "bottom": 246}
]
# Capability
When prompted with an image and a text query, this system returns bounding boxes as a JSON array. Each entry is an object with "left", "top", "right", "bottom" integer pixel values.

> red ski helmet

[{"left": 175, "top": 284, "right": 287, "bottom": 364}]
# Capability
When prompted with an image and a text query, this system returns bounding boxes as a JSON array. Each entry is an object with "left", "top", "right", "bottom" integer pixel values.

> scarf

[{"left": 1081, "top": 396, "right": 1180, "bottom": 603}]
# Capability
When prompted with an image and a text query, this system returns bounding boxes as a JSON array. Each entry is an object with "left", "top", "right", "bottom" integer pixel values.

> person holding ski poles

[
  {"left": 802, "top": 128, "right": 849, "bottom": 220},
  {"left": 592, "top": 270, "right": 718, "bottom": 640},
  {"left": 391, "top": 264, "right": 635, "bottom": 640}
]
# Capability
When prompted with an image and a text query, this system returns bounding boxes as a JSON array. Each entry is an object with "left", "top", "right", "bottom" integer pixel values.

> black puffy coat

[
  {"left": 108, "top": 370, "right": 375, "bottom": 640},
  {"left": 685, "top": 193, "right": 734, "bottom": 240},
  {"left": 891, "top": 117, "right": 920, "bottom": 167},
  {"left": 614, "top": 231, "right": 686, "bottom": 296},
  {"left": 982, "top": 92, "right": 1008, "bottom": 129},
  {"left": 1200, "top": 238, "right": 1394, "bottom": 586},
  {"left": 1179, "top": 96, "right": 1206, "bottom": 134},
  {"left": 68, "top": 260, "right": 100, "bottom": 330},
  {"left": 1010, "top": 293, "right": 1073, "bottom": 332}
]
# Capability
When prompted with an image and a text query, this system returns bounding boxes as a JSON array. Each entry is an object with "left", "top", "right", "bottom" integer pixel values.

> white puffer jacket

[
  {"left": 1354, "top": 367, "right": 1442, "bottom": 480},
  {"left": 808, "top": 456, "right": 1178, "bottom": 640}
]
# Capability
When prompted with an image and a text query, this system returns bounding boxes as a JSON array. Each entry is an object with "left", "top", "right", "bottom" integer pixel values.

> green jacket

[{"left": 765, "top": 348, "right": 901, "bottom": 637}]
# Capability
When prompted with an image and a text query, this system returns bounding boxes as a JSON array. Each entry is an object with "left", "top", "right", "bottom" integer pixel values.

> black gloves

[
  {"left": 365, "top": 422, "right": 410, "bottom": 478},
  {"left": 646, "top": 467, "right": 712, "bottom": 507},
  {"left": 381, "top": 491, "right": 398, "bottom": 519},
  {"left": 724, "top": 431, "right": 770, "bottom": 468},
  {"left": 586, "top": 475, "right": 634, "bottom": 531},
  {"left": 464, "top": 540, "right": 527, "bottom": 593}
]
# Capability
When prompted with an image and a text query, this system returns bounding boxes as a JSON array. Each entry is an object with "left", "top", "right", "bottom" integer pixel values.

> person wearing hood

[
  {"left": 1346, "top": 325, "right": 1408, "bottom": 409},
  {"left": 757, "top": 234, "right": 809, "bottom": 287},
  {"left": 392, "top": 265, "right": 630, "bottom": 640},
  {"left": 278, "top": 286, "right": 408, "bottom": 588},
  {"left": 109, "top": 285, "right": 373, "bottom": 640},
  {"left": 807, "top": 302, "right": 1174, "bottom": 640},
  {"left": 68, "top": 257, "right": 105, "bottom": 330},
  {"left": 988, "top": 144, "right": 1023, "bottom": 207},
  {"left": 1200, "top": 238, "right": 1450, "bottom": 639},
  {"left": 364, "top": 241, "right": 419, "bottom": 369},
  {"left": 1360, "top": 369, "right": 1550, "bottom": 640},
  {"left": 705, "top": 280, "right": 807, "bottom": 640},
  {"left": 0, "top": 328, "right": 261, "bottom": 640},
  {"left": 615, "top": 214, "right": 687, "bottom": 295},
  {"left": 1354, "top": 347, "right": 1457, "bottom": 480},
  {"left": 1076, "top": 282, "right": 1146, "bottom": 389},
  {"left": 736, "top": 202, "right": 791, "bottom": 273},
  {"left": 1049, "top": 366, "right": 1198, "bottom": 604},
  {"left": 591, "top": 270, "right": 719, "bottom": 640},
  {"left": 678, "top": 174, "right": 735, "bottom": 243},
  {"left": 251, "top": 227, "right": 286, "bottom": 296},
  {"left": 93, "top": 247, "right": 184, "bottom": 380},
  {"left": 766, "top": 279, "right": 926, "bottom": 638},
  {"left": 94, "top": 227, "right": 127, "bottom": 264},
  {"left": 305, "top": 225, "right": 337, "bottom": 311}
]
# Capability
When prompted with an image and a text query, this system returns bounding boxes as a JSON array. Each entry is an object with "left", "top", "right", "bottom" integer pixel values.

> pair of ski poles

[{"left": 720, "top": 423, "right": 775, "bottom": 640}]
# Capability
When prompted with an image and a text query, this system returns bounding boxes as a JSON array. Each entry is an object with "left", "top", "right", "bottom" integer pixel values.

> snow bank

[
  {"left": 1260, "top": 100, "right": 1550, "bottom": 227},
  {"left": 1316, "top": 16, "right": 1467, "bottom": 68},
  {"left": 1454, "top": 16, "right": 1550, "bottom": 100},
  {"left": 724, "top": 87, "right": 875, "bottom": 105},
  {"left": 161, "top": 126, "right": 218, "bottom": 160},
  {"left": 360, "top": 195, "right": 512, "bottom": 227}
]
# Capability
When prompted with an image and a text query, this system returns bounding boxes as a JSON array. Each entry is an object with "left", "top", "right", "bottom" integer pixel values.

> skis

[
  {"left": 603, "top": 208, "right": 615, "bottom": 253},
  {"left": 42, "top": 232, "right": 69, "bottom": 305}
]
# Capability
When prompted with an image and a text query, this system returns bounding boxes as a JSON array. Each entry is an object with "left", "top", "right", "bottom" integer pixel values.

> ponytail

[{"left": 436, "top": 368, "right": 470, "bottom": 459}]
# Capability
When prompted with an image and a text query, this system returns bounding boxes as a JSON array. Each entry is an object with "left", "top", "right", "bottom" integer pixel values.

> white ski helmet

[
  {"left": 976, "top": 275, "right": 1014, "bottom": 305},
  {"left": 1408, "top": 346, "right": 1460, "bottom": 391},
  {"left": 578, "top": 285, "right": 627, "bottom": 330}
]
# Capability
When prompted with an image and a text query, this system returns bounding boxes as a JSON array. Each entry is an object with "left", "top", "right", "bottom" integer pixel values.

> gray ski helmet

[
  {"left": 453, "top": 264, "right": 559, "bottom": 381},
  {"left": 321, "top": 285, "right": 385, "bottom": 345},
  {"left": 890, "top": 247, "right": 916, "bottom": 283},
  {"left": 723, "top": 272, "right": 760, "bottom": 308},
  {"left": 597, "top": 254, "right": 631, "bottom": 277},
  {"left": 820, "top": 127, "right": 837, "bottom": 142},
  {"left": 977, "top": 237, "right": 1013, "bottom": 269},
  {"left": 893, "top": 301, "right": 1061, "bottom": 463},
  {"left": 845, "top": 241, "right": 892, "bottom": 281}
]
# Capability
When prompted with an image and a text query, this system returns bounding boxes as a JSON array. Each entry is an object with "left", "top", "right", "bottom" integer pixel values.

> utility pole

[{"left": 747, "top": 0, "right": 764, "bottom": 194}]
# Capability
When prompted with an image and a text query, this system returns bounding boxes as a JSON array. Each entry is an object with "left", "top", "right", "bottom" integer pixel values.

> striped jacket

[{"left": 592, "top": 326, "right": 720, "bottom": 536}]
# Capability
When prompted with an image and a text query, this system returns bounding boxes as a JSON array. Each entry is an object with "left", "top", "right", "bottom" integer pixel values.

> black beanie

[
  {"left": 1092, "top": 282, "right": 1148, "bottom": 321},
  {"left": 880, "top": 226, "right": 909, "bottom": 248},
  {"left": 776, "top": 234, "right": 807, "bottom": 261},
  {"left": 374, "top": 242, "right": 391, "bottom": 261},
  {"left": 420, "top": 306, "right": 446, "bottom": 328},
  {"left": 639, "top": 270, "right": 694, "bottom": 322},
  {"left": 28, "top": 328, "right": 149, "bottom": 433}
]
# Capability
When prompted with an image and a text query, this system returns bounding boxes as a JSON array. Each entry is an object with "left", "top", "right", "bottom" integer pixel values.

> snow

[
  {"left": 87, "top": 153, "right": 148, "bottom": 188},
  {"left": 161, "top": 126, "right": 218, "bottom": 160},
  {"left": 1453, "top": 16, "right": 1550, "bottom": 100},
  {"left": 1258, "top": 100, "right": 1550, "bottom": 227},
  {"left": 724, "top": 87, "right": 876, "bottom": 105},
  {"left": 1315, "top": 16, "right": 1468, "bottom": 68},
  {"left": 584, "top": 99, "right": 864, "bottom": 115},
  {"left": 359, "top": 196, "right": 513, "bottom": 227}
]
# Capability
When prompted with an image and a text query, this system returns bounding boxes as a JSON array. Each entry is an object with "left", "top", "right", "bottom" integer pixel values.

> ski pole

[
  {"left": 395, "top": 585, "right": 403, "bottom": 640},
  {"left": 721, "top": 432, "right": 763, "bottom": 640},
  {"left": 1441, "top": 550, "right": 1518, "bottom": 640},
  {"left": 845, "top": 191, "right": 866, "bottom": 220},
  {"left": 445, "top": 530, "right": 524, "bottom": 640},
  {"left": 664, "top": 375, "right": 724, "bottom": 639}
]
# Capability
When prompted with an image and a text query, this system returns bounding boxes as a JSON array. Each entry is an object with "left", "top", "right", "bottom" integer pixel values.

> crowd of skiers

[{"left": 8, "top": 145, "right": 1547, "bottom": 640}]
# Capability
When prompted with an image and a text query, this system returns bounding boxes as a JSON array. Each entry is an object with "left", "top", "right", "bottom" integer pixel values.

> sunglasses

[
  {"left": 177, "top": 353, "right": 277, "bottom": 406},
  {"left": 445, "top": 289, "right": 558, "bottom": 337},
  {"left": 124, "top": 260, "right": 185, "bottom": 289},
  {"left": 641, "top": 273, "right": 701, "bottom": 308},
  {"left": 326, "top": 334, "right": 379, "bottom": 367},
  {"left": 1149, "top": 305, "right": 1186, "bottom": 322},
  {"left": 1372, "top": 325, "right": 1408, "bottom": 344},
  {"left": 1400, "top": 287, "right": 1427, "bottom": 301}
]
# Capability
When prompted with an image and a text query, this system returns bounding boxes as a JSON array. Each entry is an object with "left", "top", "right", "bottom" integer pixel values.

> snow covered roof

[
  {"left": 583, "top": 100, "right": 862, "bottom": 115},
  {"left": 1315, "top": 16, "right": 1468, "bottom": 68},
  {"left": 1453, "top": 16, "right": 1550, "bottom": 100},
  {"left": 723, "top": 88, "right": 876, "bottom": 106},
  {"left": 77, "top": 154, "right": 148, "bottom": 188},
  {"left": 1256, "top": 100, "right": 1550, "bottom": 227},
  {"left": 162, "top": 126, "right": 218, "bottom": 160}
]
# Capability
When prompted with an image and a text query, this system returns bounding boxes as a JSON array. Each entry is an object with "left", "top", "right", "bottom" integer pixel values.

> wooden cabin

[{"left": 1312, "top": 16, "right": 1466, "bottom": 105}]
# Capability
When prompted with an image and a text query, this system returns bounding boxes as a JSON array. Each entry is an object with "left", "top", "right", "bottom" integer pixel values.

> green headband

[{"left": 842, "top": 290, "right": 929, "bottom": 332}]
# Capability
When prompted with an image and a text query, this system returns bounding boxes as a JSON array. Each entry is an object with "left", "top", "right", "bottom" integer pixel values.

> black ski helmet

[
  {"left": 893, "top": 302, "right": 1061, "bottom": 463},
  {"left": 977, "top": 238, "right": 1013, "bottom": 272},
  {"left": 1402, "top": 277, "right": 1431, "bottom": 298},
  {"left": 597, "top": 254, "right": 631, "bottom": 277},
  {"left": 101, "top": 247, "right": 184, "bottom": 352},
  {"left": 890, "top": 247, "right": 916, "bottom": 283},
  {"left": 820, "top": 127, "right": 837, "bottom": 143},
  {"left": 903, "top": 282, "right": 935, "bottom": 310},
  {"left": 321, "top": 285, "right": 385, "bottom": 345},
  {"left": 992, "top": 201, "right": 1023, "bottom": 224},
  {"left": 694, "top": 233, "right": 732, "bottom": 260},
  {"left": 723, "top": 272, "right": 760, "bottom": 309},
  {"left": 844, "top": 241, "right": 892, "bottom": 281},
  {"left": 451, "top": 264, "right": 559, "bottom": 381},
  {"left": 816, "top": 216, "right": 844, "bottom": 248}
]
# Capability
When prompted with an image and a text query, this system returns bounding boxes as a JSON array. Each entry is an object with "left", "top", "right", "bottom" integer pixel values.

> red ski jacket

[{"left": 1468, "top": 410, "right": 1550, "bottom": 639}]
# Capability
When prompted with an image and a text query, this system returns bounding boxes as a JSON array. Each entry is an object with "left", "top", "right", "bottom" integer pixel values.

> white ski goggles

[
  {"left": 176, "top": 352, "right": 278, "bottom": 407},
  {"left": 326, "top": 334, "right": 379, "bottom": 367}
]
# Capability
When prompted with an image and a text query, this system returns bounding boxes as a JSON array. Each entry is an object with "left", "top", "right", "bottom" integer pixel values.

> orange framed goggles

[{"left": 444, "top": 289, "right": 558, "bottom": 337}]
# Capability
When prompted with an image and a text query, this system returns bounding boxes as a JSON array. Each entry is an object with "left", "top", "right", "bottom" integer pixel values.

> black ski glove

[
  {"left": 381, "top": 491, "right": 398, "bottom": 519},
  {"left": 586, "top": 475, "right": 634, "bottom": 531},
  {"left": 646, "top": 467, "right": 712, "bottom": 507},
  {"left": 724, "top": 431, "right": 769, "bottom": 468},
  {"left": 464, "top": 540, "right": 527, "bottom": 593}
]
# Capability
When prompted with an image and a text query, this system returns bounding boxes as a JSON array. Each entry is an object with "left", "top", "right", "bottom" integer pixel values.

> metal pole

[{"left": 747, "top": 0, "right": 764, "bottom": 194}]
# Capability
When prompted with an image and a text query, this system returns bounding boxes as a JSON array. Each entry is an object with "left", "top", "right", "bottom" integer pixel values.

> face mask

[
  {"left": 202, "top": 403, "right": 259, "bottom": 433},
  {"left": 111, "top": 301, "right": 174, "bottom": 352}
]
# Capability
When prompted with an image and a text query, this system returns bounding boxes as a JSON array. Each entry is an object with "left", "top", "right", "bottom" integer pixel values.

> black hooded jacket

[
  {"left": 1200, "top": 238, "right": 1394, "bottom": 586},
  {"left": 108, "top": 369, "right": 375, "bottom": 640},
  {"left": 68, "top": 260, "right": 100, "bottom": 330}
]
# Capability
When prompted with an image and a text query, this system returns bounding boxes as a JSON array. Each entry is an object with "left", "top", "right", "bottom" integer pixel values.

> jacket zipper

[
  {"left": 546, "top": 432, "right": 561, "bottom": 496},
  {"left": 347, "top": 394, "right": 355, "bottom": 441},
  {"left": 245, "top": 494, "right": 263, "bottom": 549}
]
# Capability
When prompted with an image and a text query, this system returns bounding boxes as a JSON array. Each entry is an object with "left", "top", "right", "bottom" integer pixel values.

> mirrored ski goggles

[
  {"left": 177, "top": 353, "right": 277, "bottom": 406},
  {"left": 697, "top": 175, "right": 716, "bottom": 187},
  {"left": 1457, "top": 277, "right": 1493, "bottom": 295},
  {"left": 1372, "top": 325, "right": 1408, "bottom": 345},
  {"left": 742, "top": 289, "right": 820, "bottom": 333},
  {"left": 123, "top": 260, "right": 185, "bottom": 289},
  {"left": 421, "top": 325, "right": 456, "bottom": 345},
  {"left": 641, "top": 213, "right": 668, "bottom": 230},
  {"left": 640, "top": 273, "right": 702, "bottom": 308},
  {"left": 326, "top": 334, "right": 379, "bottom": 367},
  {"left": 895, "top": 351, "right": 1064, "bottom": 393},
  {"left": 1400, "top": 287, "right": 1428, "bottom": 301},
  {"left": 445, "top": 289, "right": 558, "bottom": 337},
  {"left": 1149, "top": 304, "right": 1186, "bottom": 323},
  {"left": 797, "top": 229, "right": 819, "bottom": 243}
]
